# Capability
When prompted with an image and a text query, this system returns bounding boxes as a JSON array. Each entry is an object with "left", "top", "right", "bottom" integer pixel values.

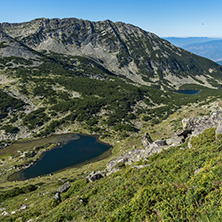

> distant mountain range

[
  {"left": 164, "top": 37, "right": 221, "bottom": 47},
  {"left": 165, "top": 37, "right": 222, "bottom": 62}
]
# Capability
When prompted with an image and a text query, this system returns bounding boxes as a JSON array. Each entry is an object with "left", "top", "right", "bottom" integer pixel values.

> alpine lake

[
  {"left": 174, "top": 89, "right": 200, "bottom": 95},
  {"left": 7, "top": 134, "right": 112, "bottom": 181}
]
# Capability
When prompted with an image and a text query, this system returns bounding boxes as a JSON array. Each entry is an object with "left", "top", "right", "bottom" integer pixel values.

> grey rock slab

[{"left": 57, "top": 181, "right": 71, "bottom": 193}]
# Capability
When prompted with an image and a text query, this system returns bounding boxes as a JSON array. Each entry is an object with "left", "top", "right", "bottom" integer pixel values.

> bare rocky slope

[{"left": 1, "top": 18, "right": 222, "bottom": 87}]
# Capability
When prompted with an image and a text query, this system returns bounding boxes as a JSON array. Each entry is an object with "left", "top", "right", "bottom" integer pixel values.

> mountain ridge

[{"left": 1, "top": 17, "right": 222, "bottom": 88}]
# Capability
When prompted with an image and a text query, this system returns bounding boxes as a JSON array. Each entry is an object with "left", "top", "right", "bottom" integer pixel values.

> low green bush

[{"left": 191, "top": 128, "right": 216, "bottom": 148}]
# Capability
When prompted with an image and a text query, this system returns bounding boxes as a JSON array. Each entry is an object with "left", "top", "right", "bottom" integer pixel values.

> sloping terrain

[
  {"left": 1, "top": 18, "right": 222, "bottom": 142},
  {"left": 0, "top": 118, "right": 221, "bottom": 221},
  {"left": 1, "top": 18, "right": 222, "bottom": 86}
]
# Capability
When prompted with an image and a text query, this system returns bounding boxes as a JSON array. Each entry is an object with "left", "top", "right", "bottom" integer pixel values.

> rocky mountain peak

[{"left": 1, "top": 17, "right": 222, "bottom": 87}]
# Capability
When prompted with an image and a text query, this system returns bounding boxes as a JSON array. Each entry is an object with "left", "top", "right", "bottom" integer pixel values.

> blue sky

[{"left": 1, "top": 0, "right": 222, "bottom": 37}]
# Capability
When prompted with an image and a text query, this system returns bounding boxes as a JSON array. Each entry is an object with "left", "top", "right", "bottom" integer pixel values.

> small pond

[
  {"left": 8, "top": 134, "right": 112, "bottom": 181},
  {"left": 174, "top": 89, "right": 200, "bottom": 95}
]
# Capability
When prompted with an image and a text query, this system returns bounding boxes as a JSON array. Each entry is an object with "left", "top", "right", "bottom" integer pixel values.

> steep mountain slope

[
  {"left": 0, "top": 30, "right": 39, "bottom": 59},
  {"left": 0, "top": 18, "right": 222, "bottom": 222},
  {"left": 1, "top": 18, "right": 222, "bottom": 142},
  {"left": 0, "top": 120, "right": 221, "bottom": 221},
  {"left": 1, "top": 18, "right": 222, "bottom": 87}
]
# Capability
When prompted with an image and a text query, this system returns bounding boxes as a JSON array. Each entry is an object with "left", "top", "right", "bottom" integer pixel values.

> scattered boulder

[
  {"left": 107, "top": 149, "right": 150, "bottom": 173},
  {"left": 58, "top": 178, "right": 63, "bottom": 183},
  {"left": 1, "top": 211, "right": 9, "bottom": 216},
  {"left": 53, "top": 193, "right": 61, "bottom": 202},
  {"left": 86, "top": 171, "right": 105, "bottom": 182},
  {"left": 57, "top": 181, "right": 71, "bottom": 193},
  {"left": 141, "top": 132, "right": 153, "bottom": 148},
  {"left": 131, "top": 164, "right": 150, "bottom": 169},
  {"left": 79, "top": 198, "right": 84, "bottom": 204},
  {"left": 20, "top": 205, "right": 27, "bottom": 210}
]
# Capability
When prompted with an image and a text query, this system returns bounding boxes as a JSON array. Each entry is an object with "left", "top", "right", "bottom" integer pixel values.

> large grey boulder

[
  {"left": 53, "top": 193, "right": 61, "bottom": 202},
  {"left": 107, "top": 149, "right": 150, "bottom": 173},
  {"left": 86, "top": 171, "right": 105, "bottom": 182},
  {"left": 57, "top": 181, "right": 71, "bottom": 193}
]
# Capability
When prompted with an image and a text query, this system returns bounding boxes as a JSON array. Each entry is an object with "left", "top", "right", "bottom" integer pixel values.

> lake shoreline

[{"left": 7, "top": 133, "right": 113, "bottom": 181}]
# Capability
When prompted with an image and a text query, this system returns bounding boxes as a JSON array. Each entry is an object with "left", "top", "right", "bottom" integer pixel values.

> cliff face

[{"left": 1, "top": 17, "right": 222, "bottom": 87}]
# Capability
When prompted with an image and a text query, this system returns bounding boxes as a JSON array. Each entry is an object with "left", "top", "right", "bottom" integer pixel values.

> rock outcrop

[
  {"left": 181, "top": 111, "right": 222, "bottom": 147},
  {"left": 106, "top": 149, "right": 150, "bottom": 174},
  {"left": 182, "top": 111, "right": 222, "bottom": 136},
  {"left": 57, "top": 181, "right": 71, "bottom": 193},
  {"left": 142, "top": 132, "right": 169, "bottom": 150},
  {"left": 86, "top": 171, "right": 105, "bottom": 182},
  {"left": 53, "top": 193, "right": 61, "bottom": 202},
  {"left": 141, "top": 133, "right": 153, "bottom": 148},
  {"left": 141, "top": 111, "right": 222, "bottom": 151}
]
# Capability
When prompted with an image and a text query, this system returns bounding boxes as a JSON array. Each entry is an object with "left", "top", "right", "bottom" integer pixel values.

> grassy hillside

[{"left": 0, "top": 128, "right": 221, "bottom": 221}]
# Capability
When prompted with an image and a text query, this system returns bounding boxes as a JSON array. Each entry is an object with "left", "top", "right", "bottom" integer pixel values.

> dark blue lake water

[
  {"left": 174, "top": 89, "right": 200, "bottom": 95},
  {"left": 9, "top": 134, "right": 111, "bottom": 180}
]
